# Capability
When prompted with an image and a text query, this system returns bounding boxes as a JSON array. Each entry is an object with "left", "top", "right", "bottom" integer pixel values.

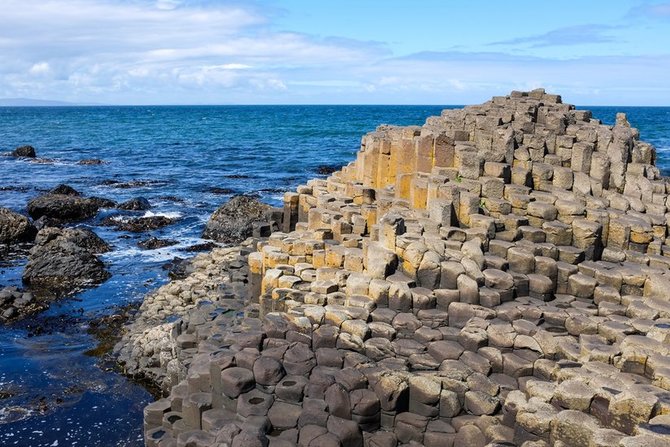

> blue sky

[{"left": 1, "top": 0, "right": 669, "bottom": 105}]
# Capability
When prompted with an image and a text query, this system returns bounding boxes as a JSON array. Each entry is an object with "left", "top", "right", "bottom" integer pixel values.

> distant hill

[{"left": 0, "top": 98, "right": 100, "bottom": 106}]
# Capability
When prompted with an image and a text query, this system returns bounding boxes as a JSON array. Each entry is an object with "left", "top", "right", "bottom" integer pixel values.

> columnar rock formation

[{"left": 140, "top": 90, "right": 670, "bottom": 447}]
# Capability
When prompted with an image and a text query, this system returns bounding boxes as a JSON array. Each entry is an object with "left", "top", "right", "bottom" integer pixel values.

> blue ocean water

[{"left": 0, "top": 104, "right": 667, "bottom": 446}]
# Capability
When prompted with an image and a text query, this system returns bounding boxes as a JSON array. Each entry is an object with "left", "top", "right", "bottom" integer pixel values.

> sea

[{"left": 0, "top": 105, "right": 668, "bottom": 446}]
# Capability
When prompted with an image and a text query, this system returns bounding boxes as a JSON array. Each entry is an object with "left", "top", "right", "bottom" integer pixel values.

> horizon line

[{"left": 2, "top": 103, "right": 669, "bottom": 108}]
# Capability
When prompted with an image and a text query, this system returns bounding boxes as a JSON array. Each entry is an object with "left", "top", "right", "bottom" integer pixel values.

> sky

[{"left": 0, "top": 0, "right": 669, "bottom": 105}]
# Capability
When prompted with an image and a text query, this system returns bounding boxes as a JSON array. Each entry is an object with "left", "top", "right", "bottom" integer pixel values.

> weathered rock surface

[
  {"left": 115, "top": 244, "right": 253, "bottom": 391},
  {"left": 202, "top": 195, "right": 278, "bottom": 243},
  {"left": 27, "top": 185, "right": 114, "bottom": 222},
  {"left": 22, "top": 227, "right": 111, "bottom": 295},
  {"left": 0, "top": 207, "right": 37, "bottom": 244},
  {"left": 0, "top": 286, "right": 44, "bottom": 321},
  {"left": 118, "top": 197, "right": 151, "bottom": 211},
  {"left": 138, "top": 236, "right": 178, "bottom": 250},
  {"left": 11, "top": 145, "right": 36, "bottom": 158},
  {"left": 128, "top": 90, "right": 670, "bottom": 447}
]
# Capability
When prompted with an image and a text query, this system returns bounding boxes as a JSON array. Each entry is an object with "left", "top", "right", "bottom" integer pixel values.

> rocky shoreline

[{"left": 126, "top": 90, "right": 670, "bottom": 447}]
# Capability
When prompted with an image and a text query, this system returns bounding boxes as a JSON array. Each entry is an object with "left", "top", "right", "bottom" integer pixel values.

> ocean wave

[{"left": 141, "top": 210, "right": 183, "bottom": 219}]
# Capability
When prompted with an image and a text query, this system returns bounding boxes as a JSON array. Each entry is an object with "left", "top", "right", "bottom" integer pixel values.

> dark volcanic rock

[
  {"left": 0, "top": 286, "right": 46, "bottom": 322},
  {"left": 33, "top": 216, "right": 64, "bottom": 231},
  {"left": 138, "top": 237, "right": 178, "bottom": 250},
  {"left": 202, "top": 195, "right": 275, "bottom": 244},
  {"left": 180, "top": 241, "right": 217, "bottom": 252},
  {"left": 11, "top": 145, "right": 36, "bottom": 158},
  {"left": 0, "top": 207, "right": 37, "bottom": 244},
  {"left": 101, "top": 179, "right": 169, "bottom": 189},
  {"left": 28, "top": 194, "right": 100, "bottom": 221},
  {"left": 77, "top": 159, "right": 107, "bottom": 165},
  {"left": 163, "top": 257, "right": 194, "bottom": 280},
  {"left": 90, "top": 197, "right": 117, "bottom": 209},
  {"left": 101, "top": 215, "right": 178, "bottom": 232},
  {"left": 27, "top": 185, "right": 112, "bottom": 222},
  {"left": 23, "top": 227, "right": 111, "bottom": 296},
  {"left": 50, "top": 184, "right": 81, "bottom": 196},
  {"left": 118, "top": 197, "right": 151, "bottom": 211},
  {"left": 316, "top": 164, "right": 342, "bottom": 175}
]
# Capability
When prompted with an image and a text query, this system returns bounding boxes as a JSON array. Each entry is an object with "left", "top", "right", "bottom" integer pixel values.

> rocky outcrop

[
  {"left": 203, "top": 195, "right": 279, "bottom": 244},
  {"left": 0, "top": 207, "right": 36, "bottom": 244},
  {"left": 27, "top": 185, "right": 114, "bottom": 223},
  {"left": 136, "top": 90, "right": 670, "bottom": 447},
  {"left": 11, "top": 145, "right": 36, "bottom": 158},
  {"left": 118, "top": 197, "right": 151, "bottom": 211},
  {"left": 23, "top": 227, "right": 111, "bottom": 296},
  {"left": 115, "top": 245, "right": 253, "bottom": 392}
]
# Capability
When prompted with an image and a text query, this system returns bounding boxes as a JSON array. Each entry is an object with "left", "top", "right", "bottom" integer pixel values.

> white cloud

[
  {"left": 0, "top": 0, "right": 668, "bottom": 105},
  {"left": 155, "top": 0, "right": 181, "bottom": 11},
  {"left": 29, "top": 62, "right": 50, "bottom": 75}
]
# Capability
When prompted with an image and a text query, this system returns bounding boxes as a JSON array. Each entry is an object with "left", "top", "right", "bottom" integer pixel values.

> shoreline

[{"left": 129, "top": 89, "right": 670, "bottom": 447}]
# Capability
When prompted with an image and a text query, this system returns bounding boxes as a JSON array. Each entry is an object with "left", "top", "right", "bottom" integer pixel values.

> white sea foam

[
  {"left": 142, "top": 210, "right": 183, "bottom": 219},
  {"left": 102, "top": 236, "right": 217, "bottom": 264}
]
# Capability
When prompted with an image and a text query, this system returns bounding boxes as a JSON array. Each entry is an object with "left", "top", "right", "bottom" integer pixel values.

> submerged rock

[
  {"left": 0, "top": 207, "right": 37, "bottom": 244},
  {"left": 0, "top": 286, "right": 46, "bottom": 322},
  {"left": 11, "top": 145, "right": 36, "bottom": 158},
  {"left": 22, "top": 227, "right": 111, "bottom": 296},
  {"left": 203, "top": 195, "right": 276, "bottom": 244},
  {"left": 27, "top": 185, "right": 114, "bottom": 223},
  {"left": 77, "top": 158, "right": 107, "bottom": 165}
]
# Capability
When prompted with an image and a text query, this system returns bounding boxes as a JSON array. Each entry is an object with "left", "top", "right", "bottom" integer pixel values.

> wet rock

[
  {"left": 316, "top": 164, "right": 342, "bottom": 175},
  {"left": 0, "top": 287, "right": 45, "bottom": 322},
  {"left": 163, "top": 257, "right": 194, "bottom": 280},
  {"left": 27, "top": 185, "right": 112, "bottom": 222},
  {"left": 11, "top": 145, "right": 36, "bottom": 158},
  {"left": 101, "top": 214, "right": 178, "bottom": 232},
  {"left": 118, "top": 197, "right": 151, "bottom": 211},
  {"left": 22, "top": 227, "right": 111, "bottom": 296},
  {"left": 203, "top": 195, "right": 276, "bottom": 244},
  {"left": 138, "top": 237, "right": 178, "bottom": 250},
  {"left": 179, "top": 242, "right": 218, "bottom": 253},
  {"left": 0, "top": 207, "right": 37, "bottom": 244},
  {"left": 77, "top": 158, "right": 107, "bottom": 165},
  {"left": 50, "top": 184, "right": 80, "bottom": 196},
  {"left": 100, "top": 179, "right": 169, "bottom": 189}
]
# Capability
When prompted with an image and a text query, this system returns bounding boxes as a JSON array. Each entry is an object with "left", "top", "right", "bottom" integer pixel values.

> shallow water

[{"left": 0, "top": 104, "right": 667, "bottom": 445}]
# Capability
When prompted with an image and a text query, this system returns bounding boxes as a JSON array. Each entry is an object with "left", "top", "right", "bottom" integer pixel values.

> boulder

[
  {"left": 0, "top": 286, "right": 42, "bottom": 321},
  {"left": 0, "top": 207, "right": 37, "bottom": 244},
  {"left": 27, "top": 185, "right": 113, "bottom": 222},
  {"left": 22, "top": 227, "right": 111, "bottom": 295},
  {"left": 11, "top": 145, "right": 36, "bottom": 158},
  {"left": 138, "top": 236, "right": 178, "bottom": 250},
  {"left": 203, "top": 195, "right": 276, "bottom": 243},
  {"left": 118, "top": 197, "right": 151, "bottom": 211},
  {"left": 50, "top": 184, "right": 80, "bottom": 196}
]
